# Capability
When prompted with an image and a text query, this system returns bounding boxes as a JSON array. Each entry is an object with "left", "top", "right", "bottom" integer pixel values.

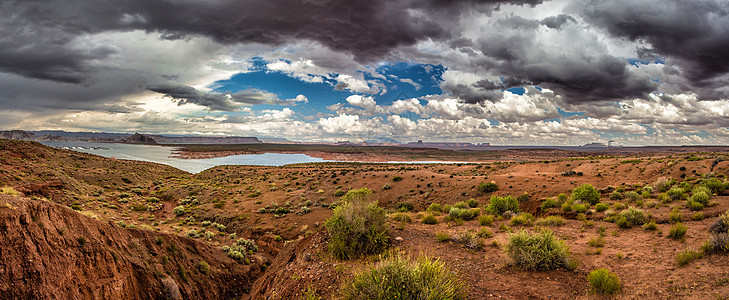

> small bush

[
  {"left": 396, "top": 202, "right": 414, "bottom": 212},
  {"left": 392, "top": 213, "right": 412, "bottom": 223},
  {"left": 422, "top": 214, "right": 438, "bottom": 225},
  {"left": 0, "top": 186, "right": 20, "bottom": 196},
  {"left": 669, "top": 223, "right": 687, "bottom": 240},
  {"left": 573, "top": 204, "right": 587, "bottom": 213},
  {"left": 616, "top": 207, "right": 646, "bottom": 228},
  {"left": 392, "top": 176, "right": 403, "bottom": 182},
  {"left": 541, "top": 198, "right": 559, "bottom": 210},
  {"left": 588, "top": 236, "right": 605, "bottom": 247},
  {"left": 505, "top": 230, "right": 571, "bottom": 271},
  {"left": 609, "top": 190, "right": 623, "bottom": 200},
  {"left": 588, "top": 268, "right": 621, "bottom": 295},
  {"left": 687, "top": 200, "right": 704, "bottom": 211},
  {"left": 173, "top": 205, "right": 186, "bottom": 216},
  {"left": 485, "top": 195, "right": 519, "bottom": 215},
  {"left": 341, "top": 255, "right": 467, "bottom": 300},
  {"left": 690, "top": 191, "right": 710, "bottom": 206},
  {"left": 455, "top": 230, "right": 484, "bottom": 250},
  {"left": 667, "top": 187, "right": 685, "bottom": 200},
  {"left": 625, "top": 191, "right": 641, "bottom": 202},
  {"left": 427, "top": 203, "right": 442, "bottom": 213},
  {"left": 334, "top": 189, "right": 346, "bottom": 197},
  {"left": 466, "top": 198, "right": 479, "bottom": 208},
  {"left": 595, "top": 203, "right": 609, "bottom": 212},
  {"left": 478, "top": 215, "right": 494, "bottom": 226},
  {"left": 324, "top": 188, "right": 389, "bottom": 260},
  {"left": 669, "top": 208, "right": 682, "bottom": 223},
  {"left": 701, "top": 178, "right": 727, "bottom": 194},
  {"left": 571, "top": 184, "right": 600, "bottom": 205},
  {"left": 478, "top": 182, "right": 499, "bottom": 193},
  {"left": 676, "top": 249, "right": 703, "bottom": 266},
  {"left": 436, "top": 232, "right": 450, "bottom": 242},
  {"left": 535, "top": 216, "right": 565, "bottom": 227},
  {"left": 642, "top": 221, "right": 657, "bottom": 231},
  {"left": 509, "top": 213, "right": 534, "bottom": 226}
]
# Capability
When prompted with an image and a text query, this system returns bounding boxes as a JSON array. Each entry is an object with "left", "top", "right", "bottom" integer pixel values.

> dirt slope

[{"left": 0, "top": 195, "right": 265, "bottom": 299}]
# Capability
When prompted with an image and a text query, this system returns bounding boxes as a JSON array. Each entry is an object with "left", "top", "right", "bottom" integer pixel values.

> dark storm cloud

[
  {"left": 442, "top": 13, "right": 659, "bottom": 104},
  {"left": 576, "top": 0, "right": 729, "bottom": 99},
  {"left": 0, "top": 0, "right": 546, "bottom": 84},
  {"left": 540, "top": 14, "right": 575, "bottom": 30},
  {"left": 148, "top": 84, "right": 290, "bottom": 111}
]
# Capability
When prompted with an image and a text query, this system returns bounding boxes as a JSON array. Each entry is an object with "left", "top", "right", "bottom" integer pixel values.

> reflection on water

[{"left": 40, "top": 142, "right": 328, "bottom": 173}]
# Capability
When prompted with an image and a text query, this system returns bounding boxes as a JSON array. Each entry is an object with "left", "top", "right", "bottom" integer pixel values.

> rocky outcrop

[
  {"left": 124, "top": 133, "right": 157, "bottom": 145},
  {"left": 0, "top": 195, "right": 265, "bottom": 299},
  {"left": 0, "top": 130, "right": 35, "bottom": 141},
  {"left": 36, "top": 134, "right": 67, "bottom": 142}
]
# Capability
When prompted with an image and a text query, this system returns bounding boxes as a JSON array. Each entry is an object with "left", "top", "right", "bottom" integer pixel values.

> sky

[{"left": 1, "top": 0, "right": 729, "bottom": 145}]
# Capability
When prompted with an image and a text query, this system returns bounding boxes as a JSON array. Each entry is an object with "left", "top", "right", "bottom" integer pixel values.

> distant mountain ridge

[{"left": 0, "top": 130, "right": 261, "bottom": 145}]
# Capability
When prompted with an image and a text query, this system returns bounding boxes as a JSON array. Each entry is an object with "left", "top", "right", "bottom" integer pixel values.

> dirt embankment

[{"left": 0, "top": 195, "right": 266, "bottom": 299}]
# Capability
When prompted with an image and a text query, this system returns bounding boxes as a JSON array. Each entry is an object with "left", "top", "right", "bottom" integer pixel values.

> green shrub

[
  {"left": 478, "top": 215, "right": 494, "bottom": 226},
  {"left": 609, "top": 190, "right": 623, "bottom": 200},
  {"left": 641, "top": 191, "right": 651, "bottom": 199},
  {"left": 324, "top": 188, "right": 389, "bottom": 260},
  {"left": 504, "top": 230, "right": 571, "bottom": 271},
  {"left": 509, "top": 213, "right": 534, "bottom": 226},
  {"left": 573, "top": 204, "right": 587, "bottom": 213},
  {"left": 669, "top": 223, "right": 687, "bottom": 240},
  {"left": 642, "top": 221, "right": 657, "bottom": 231},
  {"left": 676, "top": 249, "right": 703, "bottom": 266},
  {"left": 427, "top": 203, "right": 442, "bottom": 213},
  {"left": 172, "top": 205, "right": 186, "bottom": 216},
  {"left": 588, "top": 268, "right": 621, "bottom": 295},
  {"left": 588, "top": 236, "right": 605, "bottom": 247},
  {"left": 448, "top": 207, "right": 480, "bottom": 221},
  {"left": 0, "top": 186, "right": 20, "bottom": 196},
  {"left": 478, "top": 182, "right": 499, "bottom": 193},
  {"left": 392, "top": 176, "right": 403, "bottom": 182},
  {"left": 625, "top": 191, "right": 641, "bottom": 202},
  {"left": 595, "top": 203, "right": 609, "bottom": 212},
  {"left": 341, "top": 255, "right": 467, "bottom": 300},
  {"left": 535, "top": 216, "right": 565, "bottom": 227},
  {"left": 449, "top": 201, "right": 465, "bottom": 210},
  {"left": 667, "top": 187, "right": 685, "bottom": 200},
  {"left": 396, "top": 202, "right": 414, "bottom": 212},
  {"left": 541, "top": 198, "right": 559, "bottom": 210},
  {"left": 455, "top": 230, "right": 484, "bottom": 250},
  {"left": 687, "top": 200, "right": 704, "bottom": 211},
  {"left": 701, "top": 178, "right": 726, "bottom": 194},
  {"left": 690, "top": 191, "right": 710, "bottom": 206},
  {"left": 516, "top": 192, "right": 530, "bottom": 202},
  {"left": 616, "top": 207, "right": 646, "bottom": 228},
  {"left": 466, "top": 198, "right": 479, "bottom": 208},
  {"left": 391, "top": 213, "right": 412, "bottom": 223},
  {"left": 435, "top": 232, "right": 450, "bottom": 242},
  {"left": 571, "top": 184, "right": 600, "bottom": 205},
  {"left": 334, "top": 189, "right": 346, "bottom": 197},
  {"left": 485, "top": 195, "right": 519, "bottom": 215},
  {"left": 669, "top": 208, "right": 682, "bottom": 223},
  {"left": 422, "top": 214, "right": 438, "bottom": 225}
]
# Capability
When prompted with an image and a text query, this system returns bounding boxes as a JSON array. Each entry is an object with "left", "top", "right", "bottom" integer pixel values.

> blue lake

[
  {"left": 40, "top": 142, "right": 469, "bottom": 173},
  {"left": 40, "top": 142, "right": 329, "bottom": 173}
]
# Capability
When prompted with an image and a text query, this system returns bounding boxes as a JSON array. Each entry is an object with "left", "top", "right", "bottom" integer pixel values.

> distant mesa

[
  {"left": 124, "top": 133, "right": 157, "bottom": 145},
  {"left": 405, "top": 140, "right": 491, "bottom": 150},
  {"left": 0, "top": 130, "right": 35, "bottom": 141},
  {"left": 36, "top": 134, "right": 67, "bottom": 142}
]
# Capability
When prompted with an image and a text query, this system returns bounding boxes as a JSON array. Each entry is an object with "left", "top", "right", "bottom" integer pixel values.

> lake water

[{"left": 40, "top": 142, "right": 329, "bottom": 173}]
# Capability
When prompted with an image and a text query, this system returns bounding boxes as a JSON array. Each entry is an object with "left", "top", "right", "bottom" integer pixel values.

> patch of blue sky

[
  {"left": 209, "top": 58, "right": 445, "bottom": 115},
  {"left": 628, "top": 56, "right": 665, "bottom": 67}
]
